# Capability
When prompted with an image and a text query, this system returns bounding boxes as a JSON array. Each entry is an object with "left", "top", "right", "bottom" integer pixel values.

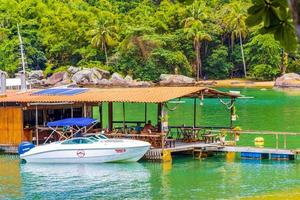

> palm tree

[
  {"left": 221, "top": 1, "right": 249, "bottom": 77},
  {"left": 90, "top": 17, "right": 118, "bottom": 65},
  {"left": 184, "top": 19, "right": 211, "bottom": 80}
]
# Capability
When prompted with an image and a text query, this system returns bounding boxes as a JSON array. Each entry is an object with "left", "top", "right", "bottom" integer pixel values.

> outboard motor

[{"left": 18, "top": 142, "right": 35, "bottom": 155}]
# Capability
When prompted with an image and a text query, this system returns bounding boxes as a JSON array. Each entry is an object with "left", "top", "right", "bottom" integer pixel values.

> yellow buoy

[
  {"left": 161, "top": 149, "right": 172, "bottom": 162},
  {"left": 254, "top": 137, "right": 264, "bottom": 147}
]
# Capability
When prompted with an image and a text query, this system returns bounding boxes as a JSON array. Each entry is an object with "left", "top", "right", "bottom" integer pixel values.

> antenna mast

[{"left": 17, "top": 23, "right": 27, "bottom": 91}]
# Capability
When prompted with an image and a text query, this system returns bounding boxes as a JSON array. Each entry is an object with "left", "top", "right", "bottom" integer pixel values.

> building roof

[{"left": 0, "top": 87, "right": 239, "bottom": 104}]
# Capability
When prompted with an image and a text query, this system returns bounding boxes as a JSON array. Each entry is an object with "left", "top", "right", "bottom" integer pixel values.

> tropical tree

[
  {"left": 184, "top": 19, "right": 211, "bottom": 80},
  {"left": 221, "top": 1, "right": 249, "bottom": 77},
  {"left": 184, "top": 1, "right": 211, "bottom": 80},
  {"left": 90, "top": 12, "right": 118, "bottom": 65}
]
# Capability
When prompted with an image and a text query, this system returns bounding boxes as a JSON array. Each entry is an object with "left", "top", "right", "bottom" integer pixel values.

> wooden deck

[{"left": 144, "top": 141, "right": 297, "bottom": 161}]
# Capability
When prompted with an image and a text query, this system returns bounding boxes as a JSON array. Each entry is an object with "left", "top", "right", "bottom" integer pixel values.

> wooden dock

[{"left": 144, "top": 142, "right": 297, "bottom": 161}]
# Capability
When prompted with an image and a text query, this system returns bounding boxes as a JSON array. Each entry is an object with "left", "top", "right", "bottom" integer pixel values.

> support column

[
  {"left": 83, "top": 103, "right": 87, "bottom": 117},
  {"left": 35, "top": 105, "right": 39, "bottom": 145},
  {"left": 157, "top": 103, "right": 162, "bottom": 132},
  {"left": 144, "top": 103, "right": 147, "bottom": 123},
  {"left": 193, "top": 98, "right": 197, "bottom": 128},
  {"left": 71, "top": 105, "right": 73, "bottom": 118},
  {"left": 230, "top": 97, "right": 235, "bottom": 129},
  {"left": 122, "top": 102, "right": 126, "bottom": 132},
  {"left": 108, "top": 102, "right": 113, "bottom": 131},
  {"left": 98, "top": 103, "right": 102, "bottom": 129}
]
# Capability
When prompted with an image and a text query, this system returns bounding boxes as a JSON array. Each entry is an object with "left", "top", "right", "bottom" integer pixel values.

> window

[{"left": 62, "top": 138, "right": 93, "bottom": 144}]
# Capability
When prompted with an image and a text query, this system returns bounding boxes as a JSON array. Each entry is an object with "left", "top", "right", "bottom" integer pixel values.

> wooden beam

[
  {"left": 35, "top": 105, "right": 39, "bottom": 145},
  {"left": 157, "top": 103, "right": 162, "bottom": 132},
  {"left": 144, "top": 103, "right": 147, "bottom": 123},
  {"left": 122, "top": 102, "right": 125, "bottom": 132},
  {"left": 108, "top": 102, "right": 113, "bottom": 131},
  {"left": 193, "top": 98, "right": 196, "bottom": 128},
  {"left": 99, "top": 103, "right": 103, "bottom": 129}
]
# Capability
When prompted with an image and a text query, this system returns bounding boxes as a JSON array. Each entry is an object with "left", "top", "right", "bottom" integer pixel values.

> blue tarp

[{"left": 47, "top": 118, "right": 97, "bottom": 127}]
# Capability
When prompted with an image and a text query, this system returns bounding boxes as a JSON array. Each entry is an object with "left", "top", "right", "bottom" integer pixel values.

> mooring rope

[
  {"left": 218, "top": 97, "right": 235, "bottom": 109},
  {"left": 165, "top": 100, "right": 181, "bottom": 111}
]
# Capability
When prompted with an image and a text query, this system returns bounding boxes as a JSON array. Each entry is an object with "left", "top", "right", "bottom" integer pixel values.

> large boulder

[
  {"left": 159, "top": 74, "right": 195, "bottom": 85},
  {"left": 72, "top": 68, "right": 103, "bottom": 84},
  {"left": 45, "top": 71, "right": 70, "bottom": 85},
  {"left": 71, "top": 68, "right": 110, "bottom": 85},
  {"left": 109, "top": 72, "right": 129, "bottom": 86},
  {"left": 128, "top": 80, "right": 153, "bottom": 87},
  {"left": 274, "top": 73, "right": 300, "bottom": 88},
  {"left": 67, "top": 66, "right": 80, "bottom": 75},
  {"left": 28, "top": 70, "right": 44, "bottom": 80},
  {"left": 28, "top": 70, "right": 44, "bottom": 86}
]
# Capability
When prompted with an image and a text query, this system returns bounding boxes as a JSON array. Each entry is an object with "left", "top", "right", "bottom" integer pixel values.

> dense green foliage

[{"left": 0, "top": 0, "right": 299, "bottom": 80}]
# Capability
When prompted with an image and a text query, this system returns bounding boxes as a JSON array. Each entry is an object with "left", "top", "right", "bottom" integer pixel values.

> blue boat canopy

[{"left": 47, "top": 118, "right": 97, "bottom": 127}]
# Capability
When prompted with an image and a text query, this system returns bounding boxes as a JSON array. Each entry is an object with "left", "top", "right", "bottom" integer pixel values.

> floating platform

[{"left": 144, "top": 142, "right": 297, "bottom": 161}]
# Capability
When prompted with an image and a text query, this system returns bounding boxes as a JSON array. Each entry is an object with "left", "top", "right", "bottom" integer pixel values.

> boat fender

[{"left": 18, "top": 142, "right": 35, "bottom": 155}]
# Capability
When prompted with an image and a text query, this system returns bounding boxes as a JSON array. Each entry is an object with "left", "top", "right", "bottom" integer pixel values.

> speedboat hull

[{"left": 20, "top": 139, "right": 150, "bottom": 164}]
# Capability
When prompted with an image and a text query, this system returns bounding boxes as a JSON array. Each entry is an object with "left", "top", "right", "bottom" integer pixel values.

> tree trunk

[
  {"left": 280, "top": 51, "right": 288, "bottom": 75},
  {"left": 239, "top": 30, "right": 247, "bottom": 77},
  {"left": 289, "top": 0, "right": 300, "bottom": 42},
  {"left": 103, "top": 43, "right": 108, "bottom": 65},
  {"left": 195, "top": 41, "right": 202, "bottom": 81}
]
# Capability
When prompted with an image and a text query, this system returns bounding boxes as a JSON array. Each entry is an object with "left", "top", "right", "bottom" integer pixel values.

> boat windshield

[
  {"left": 61, "top": 138, "right": 94, "bottom": 145},
  {"left": 86, "top": 134, "right": 108, "bottom": 142}
]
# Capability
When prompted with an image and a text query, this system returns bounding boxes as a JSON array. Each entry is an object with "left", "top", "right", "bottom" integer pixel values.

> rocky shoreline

[
  {"left": 27, "top": 67, "right": 198, "bottom": 88},
  {"left": 3, "top": 68, "right": 300, "bottom": 89}
]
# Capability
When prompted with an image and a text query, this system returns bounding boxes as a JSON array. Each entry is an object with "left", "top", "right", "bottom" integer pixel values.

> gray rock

[
  {"left": 28, "top": 70, "right": 44, "bottom": 80},
  {"left": 159, "top": 74, "right": 195, "bottom": 85},
  {"left": 68, "top": 66, "right": 80, "bottom": 75},
  {"left": 95, "top": 68, "right": 110, "bottom": 79},
  {"left": 274, "top": 73, "right": 300, "bottom": 88},
  {"left": 45, "top": 71, "right": 70, "bottom": 85},
  {"left": 110, "top": 72, "right": 129, "bottom": 86},
  {"left": 71, "top": 68, "right": 102, "bottom": 84},
  {"left": 129, "top": 80, "right": 152, "bottom": 87},
  {"left": 124, "top": 75, "right": 133, "bottom": 81},
  {"left": 97, "top": 78, "right": 112, "bottom": 86}
]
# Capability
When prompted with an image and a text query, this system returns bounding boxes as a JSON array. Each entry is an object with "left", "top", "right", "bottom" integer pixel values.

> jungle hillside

[{"left": 0, "top": 0, "right": 299, "bottom": 81}]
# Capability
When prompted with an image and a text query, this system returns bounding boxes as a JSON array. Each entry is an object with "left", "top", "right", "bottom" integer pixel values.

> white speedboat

[{"left": 19, "top": 135, "right": 151, "bottom": 164}]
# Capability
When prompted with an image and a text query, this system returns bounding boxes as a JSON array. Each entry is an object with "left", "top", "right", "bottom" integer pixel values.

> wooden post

[
  {"left": 122, "top": 102, "right": 126, "bottom": 133},
  {"left": 144, "top": 103, "right": 147, "bottom": 123},
  {"left": 157, "top": 103, "right": 162, "bottom": 133},
  {"left": 35, "top": 105, "right": 39, "bottom": 145},
  {"left": 193, "top": 97, "right": 196, "bottom": 128},
  {"left": 71, "top": 105, "right": 73, "bottom": 118},
  {"left": 108, "top": 102, "right": 113, "bottom": 131},
  {"left": 98, "top": 103, "right": 102, "bottom": 129},
  {"left": 230, "top": 97, "right": 235, "bottom": 129},
  {"left": 276, "top": 134, "right": 279, "bottom": 149},
  {"left": 83, "top": 103, "right": 87, "bottom": 117}
]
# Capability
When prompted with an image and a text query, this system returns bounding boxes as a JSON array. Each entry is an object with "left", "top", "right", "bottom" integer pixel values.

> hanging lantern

[{"left": 199, "top": 92, "right": 204, "bottom": 106}]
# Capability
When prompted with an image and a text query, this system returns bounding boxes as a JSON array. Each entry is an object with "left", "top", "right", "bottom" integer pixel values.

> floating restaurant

[
  {"left": 0, "top": 85, "right": 298, "bottom": 161},
  {"left": 0, "top": 86, "right": 237, "bottom": 148}
]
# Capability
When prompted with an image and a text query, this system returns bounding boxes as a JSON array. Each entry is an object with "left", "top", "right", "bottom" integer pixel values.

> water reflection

[
  {"left": 0, "top": 155, "right": 22, "bottom": 199},
  {"left": 20, "top": 162, "right": 150, "bottom": 200}
]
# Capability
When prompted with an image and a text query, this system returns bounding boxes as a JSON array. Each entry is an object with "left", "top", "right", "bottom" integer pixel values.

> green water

[{"left": 2, "top": 88, "right": 300, "bottom": 200}]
